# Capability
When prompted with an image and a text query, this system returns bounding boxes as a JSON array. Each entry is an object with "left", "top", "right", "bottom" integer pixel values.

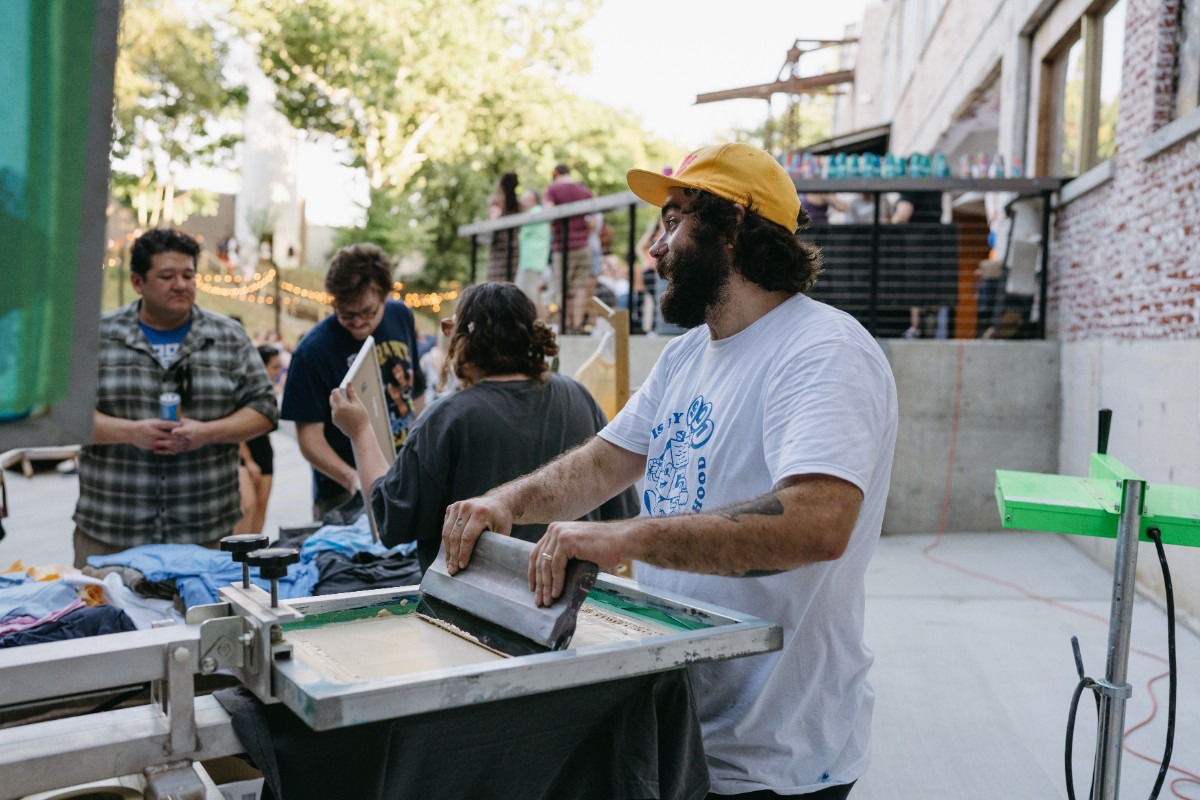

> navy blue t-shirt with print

[
  {"left": 139, "top": 318, "right": 192, "bottom": 367},
  {"left": 281, "top": 300, "right": 426, "bottom": 505}
]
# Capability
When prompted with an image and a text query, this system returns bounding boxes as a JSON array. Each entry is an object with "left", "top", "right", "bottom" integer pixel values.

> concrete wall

[
  {"left": 880, "top": 339, "right": 1060, "bottom": 533},
  {"left": 859, "top": 0, "right": 1049, "bottom": 155},
  {"left": 1059, "top": 339, "right": 1200, "bottom": 632}
]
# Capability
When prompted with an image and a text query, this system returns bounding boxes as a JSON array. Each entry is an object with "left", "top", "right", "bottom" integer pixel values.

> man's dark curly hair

[
  {"left": 130, "top": 228, "right": 200, "bottom": 278},
  {"left": 450, "top": 282, "right": 558, "bottom": 383},
  {"left": 682, "top": 189, "right": 822, "bottom": 294},
  {"left": 325, "top": 243, "right": 394, "bottom": 304}
]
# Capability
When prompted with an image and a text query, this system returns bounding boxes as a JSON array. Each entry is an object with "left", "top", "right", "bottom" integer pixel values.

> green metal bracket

[{"left": 996, "top": 454, "right": 1200, "bottom": 548}]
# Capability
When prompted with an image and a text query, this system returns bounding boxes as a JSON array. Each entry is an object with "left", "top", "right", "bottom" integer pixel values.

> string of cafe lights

[
  {"left": 104, "top": 249, "right": 457, "bottom": 313},
  {"left": 199, "top": 275, "right": 458, "bottom": 313}
]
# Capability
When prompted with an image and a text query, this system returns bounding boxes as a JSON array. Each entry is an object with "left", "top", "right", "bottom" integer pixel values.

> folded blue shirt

[
  {"left": 0, "top": 572, "right": 32, "bottom": 589},
  {"left": 299, "top": 514, "right": 418, "bottom": 562},
  {"left": 0, "top": 580, "right": 81, "bottom": 623},
  {"left": 89, "top": 544, "right": 320, "bottom": 610}
]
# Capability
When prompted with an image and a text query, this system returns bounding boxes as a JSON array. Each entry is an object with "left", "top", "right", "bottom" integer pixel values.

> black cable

[
  {"left": 1065, "top": 638, "right": 1099, "bottom": 800},
  {"left": 1145, "top": 527, "right": 1176, "bottom": 800},
  {"left": 1067, "top": 675, "right": 1100, "bottom": 800},
  {"left": 87, "top": 683, "right": 149, "bottom": 715}
]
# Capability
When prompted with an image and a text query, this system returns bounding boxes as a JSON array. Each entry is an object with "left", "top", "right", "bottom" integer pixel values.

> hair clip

[{"left": 468, "top": 321, "right": 476, "bottom": 333}]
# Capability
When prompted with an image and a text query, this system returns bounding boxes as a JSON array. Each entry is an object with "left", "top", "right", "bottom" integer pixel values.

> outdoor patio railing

[{"left": 456, "top": 177, "right": 1065, "bottom": 339}]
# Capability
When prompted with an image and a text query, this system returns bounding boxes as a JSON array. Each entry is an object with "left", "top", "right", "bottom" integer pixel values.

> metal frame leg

[{"left": 1091, "top": 479, "right": 1143, "bottom": 800}]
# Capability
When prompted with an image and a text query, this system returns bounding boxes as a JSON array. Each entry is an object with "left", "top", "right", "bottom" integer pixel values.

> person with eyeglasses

[
  {"left": 281, "top": 243, "right": 426, "bottom": 520},
  {"left": 72, "top": 228, "right": 279, "bottom": 568}
]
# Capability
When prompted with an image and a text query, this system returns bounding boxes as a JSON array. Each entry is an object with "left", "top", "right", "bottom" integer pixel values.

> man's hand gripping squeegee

[{"left": 417, "top": 531, "right": 599, "bottom": 656}]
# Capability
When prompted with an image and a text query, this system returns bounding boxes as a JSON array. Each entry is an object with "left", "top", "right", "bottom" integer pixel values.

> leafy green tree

[
  {"left": 240, "top": 0, "right": 680, "bottom": 284},
  {"left": 332, "top": 186, "right": 431, "bottom": 259},
  {"left": 112, "top": 0, "right": 246, "bottom": 228},
  {"left": 242, "top": 0, "right": 593, "bottom": 193},
  {"left": 411, "top": 81, "right": 683, "bottom": 284}
]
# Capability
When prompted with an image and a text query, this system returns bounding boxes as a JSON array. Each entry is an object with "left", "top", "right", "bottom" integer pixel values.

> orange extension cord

[{"left": 918, "top": 340, "right": 1200, "bottom": 800}]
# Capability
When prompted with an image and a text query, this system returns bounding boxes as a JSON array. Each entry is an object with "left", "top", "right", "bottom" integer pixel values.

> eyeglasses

[{"left": 334, "top": 302, "right": 382, "bottom": 322}]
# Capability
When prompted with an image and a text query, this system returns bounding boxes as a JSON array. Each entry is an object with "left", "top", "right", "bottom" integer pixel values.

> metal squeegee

[{"left": 417, "top": 531, "right": 598, "bottom": 655}]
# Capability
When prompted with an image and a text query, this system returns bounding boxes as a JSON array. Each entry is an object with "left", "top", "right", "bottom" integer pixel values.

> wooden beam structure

[{"left": 695, "top": 69, "right": 855, "bottom": 104}]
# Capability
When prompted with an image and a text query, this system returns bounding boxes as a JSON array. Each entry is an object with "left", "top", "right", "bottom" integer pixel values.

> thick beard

[{"left": 657, "top": 230, "right": 733, "bottom": 329}]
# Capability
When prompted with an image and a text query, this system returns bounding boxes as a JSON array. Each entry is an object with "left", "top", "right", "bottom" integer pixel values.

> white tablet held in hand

[
  {"left": 340, "top": 335, "right": 397, "bottom": 466},
  {"left": 340, "top": 336, "right": 396, "bottom": 542}
]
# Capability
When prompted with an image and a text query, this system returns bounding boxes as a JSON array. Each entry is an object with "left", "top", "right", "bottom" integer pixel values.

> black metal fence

[{"left": 456, "top": 178, "right": 1063, "bottom": 339}]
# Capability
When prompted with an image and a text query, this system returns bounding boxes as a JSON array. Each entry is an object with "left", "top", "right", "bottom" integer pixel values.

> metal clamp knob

[
  {"left": 247, "top": 547, "right": 300, "bottom": 608},
  {"left": 220, "top": 533, "right": 270, "bottom": 587}
]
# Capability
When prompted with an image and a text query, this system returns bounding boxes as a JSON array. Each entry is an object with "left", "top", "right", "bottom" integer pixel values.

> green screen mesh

[{"left": 0, "top": 1, "right": 98, "bottom": 419}]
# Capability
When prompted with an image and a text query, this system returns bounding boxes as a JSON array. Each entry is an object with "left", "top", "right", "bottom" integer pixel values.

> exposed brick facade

[{"left": 1049, "top": 0, "right": 1200, "bottom": 341}]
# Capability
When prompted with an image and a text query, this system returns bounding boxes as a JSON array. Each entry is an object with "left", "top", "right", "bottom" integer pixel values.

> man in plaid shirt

[{"left": 72, "top": 229, "right": 278, "bottom": 567}]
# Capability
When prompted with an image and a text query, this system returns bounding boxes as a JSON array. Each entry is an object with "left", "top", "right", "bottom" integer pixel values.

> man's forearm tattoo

[{"left": 716, "top": 493, "right": 785, "bottom": 522}]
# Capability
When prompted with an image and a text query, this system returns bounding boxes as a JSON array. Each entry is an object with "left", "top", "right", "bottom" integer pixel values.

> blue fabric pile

[
  {"left": 89, "top": 544, "right": 321, "bottom": 609},
  {"left": 88, "top": 513, "right": 416, "bottom": 609}
]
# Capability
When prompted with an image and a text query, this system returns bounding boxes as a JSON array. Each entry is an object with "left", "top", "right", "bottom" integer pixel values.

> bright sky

[
  {"left": 567, "top": 0, "right": 867, "bottom": 149},
  {"left": 182, "top": 0, "right": 869, "bottom": 226}
]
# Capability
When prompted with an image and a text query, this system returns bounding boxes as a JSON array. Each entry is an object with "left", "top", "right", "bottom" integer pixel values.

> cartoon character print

[{"left": 644, "top": 394, "right": 715, "bottom": 516}]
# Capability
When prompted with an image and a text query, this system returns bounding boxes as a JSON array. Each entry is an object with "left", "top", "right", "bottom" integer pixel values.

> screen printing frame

[
  {"left": 339, "top": 335, "right": 394, "bottom": 541},
  {"left": 339, "top": 335, "right": 396, "bottom": 468},
  {"left": 274, "top": 573, "right": 783, "bottom": 730}
]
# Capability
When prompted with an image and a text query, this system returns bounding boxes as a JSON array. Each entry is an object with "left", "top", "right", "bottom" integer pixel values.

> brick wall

[{"left": 1050, "top": 0, "right": 1200, "bottom": 341}]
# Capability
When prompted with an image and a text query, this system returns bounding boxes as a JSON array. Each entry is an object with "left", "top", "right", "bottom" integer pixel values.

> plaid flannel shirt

[{"left": 74, "top": 303, "right": 279, "bottom": 546}]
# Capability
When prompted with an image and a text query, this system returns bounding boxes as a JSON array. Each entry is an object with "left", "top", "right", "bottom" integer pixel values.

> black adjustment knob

[
  {"left": 221, "top": 534, "right": 270, "bottom": 587},
  {"left": 1097, "top": 408, "right": 1113, "bottom": 455},
  {"left": 247, "top": 547, "right": 299, "bottom": 578},
  {"left": 247, "top": 547, "right": 300, "bottom": 608},
  {"left": 222, "top": 533, "right": 270, "bottom": 559}
]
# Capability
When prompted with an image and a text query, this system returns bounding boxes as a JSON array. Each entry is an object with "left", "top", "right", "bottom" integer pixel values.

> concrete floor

[
  {"left": 2, "top": 424, "right": 1198, "bottom": 799},
  {"left": 857, "top": 532, "right": 1200, "bottom": 800}
]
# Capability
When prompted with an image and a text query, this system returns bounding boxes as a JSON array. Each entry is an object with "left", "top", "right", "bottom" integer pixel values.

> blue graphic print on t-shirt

[
  {"left": 138, "top": 318, "right": 192, "bottom": 367},
  {"left": 644, "top": 394, "right": 715, "bottom": 516}
]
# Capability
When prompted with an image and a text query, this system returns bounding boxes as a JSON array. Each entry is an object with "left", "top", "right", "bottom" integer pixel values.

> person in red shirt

[{"left": 544, "top": 163, "right": 594, "bottom": 333}]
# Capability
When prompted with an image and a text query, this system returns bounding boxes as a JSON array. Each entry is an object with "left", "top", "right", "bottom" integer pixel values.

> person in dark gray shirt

[{"left": 331, "top": 281, "right": 637, "bottom": 573}]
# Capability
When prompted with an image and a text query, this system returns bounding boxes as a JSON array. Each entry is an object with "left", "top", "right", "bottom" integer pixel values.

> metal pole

[
  {"left": 1038, "top": 190, "right": 1051, "bottom": 340},
  {"left": 1091, "top": 478, "right": 1143, "bottom": 800},
  {"left": 868, "top": 192, "right": 881, "bottom": 336},
  {"left": 505, "top": 227, "right": 515, "bottom": 283},
  {"left": 559, "top": 219, "right": 570, "bottom": 334},
  {"left": 627, "top": 203, "right": 638, "bottom": 334},
  {"left": 469, "top": 235, "right": 479, "bottom": 285}
]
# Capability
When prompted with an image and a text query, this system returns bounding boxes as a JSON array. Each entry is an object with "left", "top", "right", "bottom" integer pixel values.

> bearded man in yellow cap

[{"left": 443, "top": 143, "right": 899, "bottom": 799}]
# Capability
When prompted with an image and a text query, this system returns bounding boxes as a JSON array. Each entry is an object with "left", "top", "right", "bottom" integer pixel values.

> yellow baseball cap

[{"left": 626, "top": 143, "right": 801, "bottom": 233}]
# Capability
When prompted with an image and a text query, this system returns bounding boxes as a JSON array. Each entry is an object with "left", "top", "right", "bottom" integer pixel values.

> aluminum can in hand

[{"left": 159, "top": 392, "right": 181, "bottom": 422}]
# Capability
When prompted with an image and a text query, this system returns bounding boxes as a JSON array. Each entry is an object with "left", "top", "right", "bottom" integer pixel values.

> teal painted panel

[{"left": 0, "top": 1, "right": 97, "bottom": 417}]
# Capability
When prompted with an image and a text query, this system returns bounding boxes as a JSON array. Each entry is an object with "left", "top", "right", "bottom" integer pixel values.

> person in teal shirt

[{"left": 515, "top": 188, "right": 552, "bottom": 319}]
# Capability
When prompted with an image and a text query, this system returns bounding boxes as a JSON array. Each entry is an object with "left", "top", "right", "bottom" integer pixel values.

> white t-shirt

[{"left": 599, "top": 293, "right": 898, "bottom": 795}]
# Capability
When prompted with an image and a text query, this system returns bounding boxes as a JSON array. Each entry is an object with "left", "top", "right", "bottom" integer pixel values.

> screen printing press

[{"left": 0, "top": 533, "right": 781, "bottom": 800}]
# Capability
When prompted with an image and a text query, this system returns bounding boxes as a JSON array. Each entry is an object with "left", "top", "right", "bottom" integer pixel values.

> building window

[
  {"left": 1178, "top": 0, "right": 1200, "bottom": 118},
  {"left": 1038, "top": 0, "right": 1126, "bottom": 176}
]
